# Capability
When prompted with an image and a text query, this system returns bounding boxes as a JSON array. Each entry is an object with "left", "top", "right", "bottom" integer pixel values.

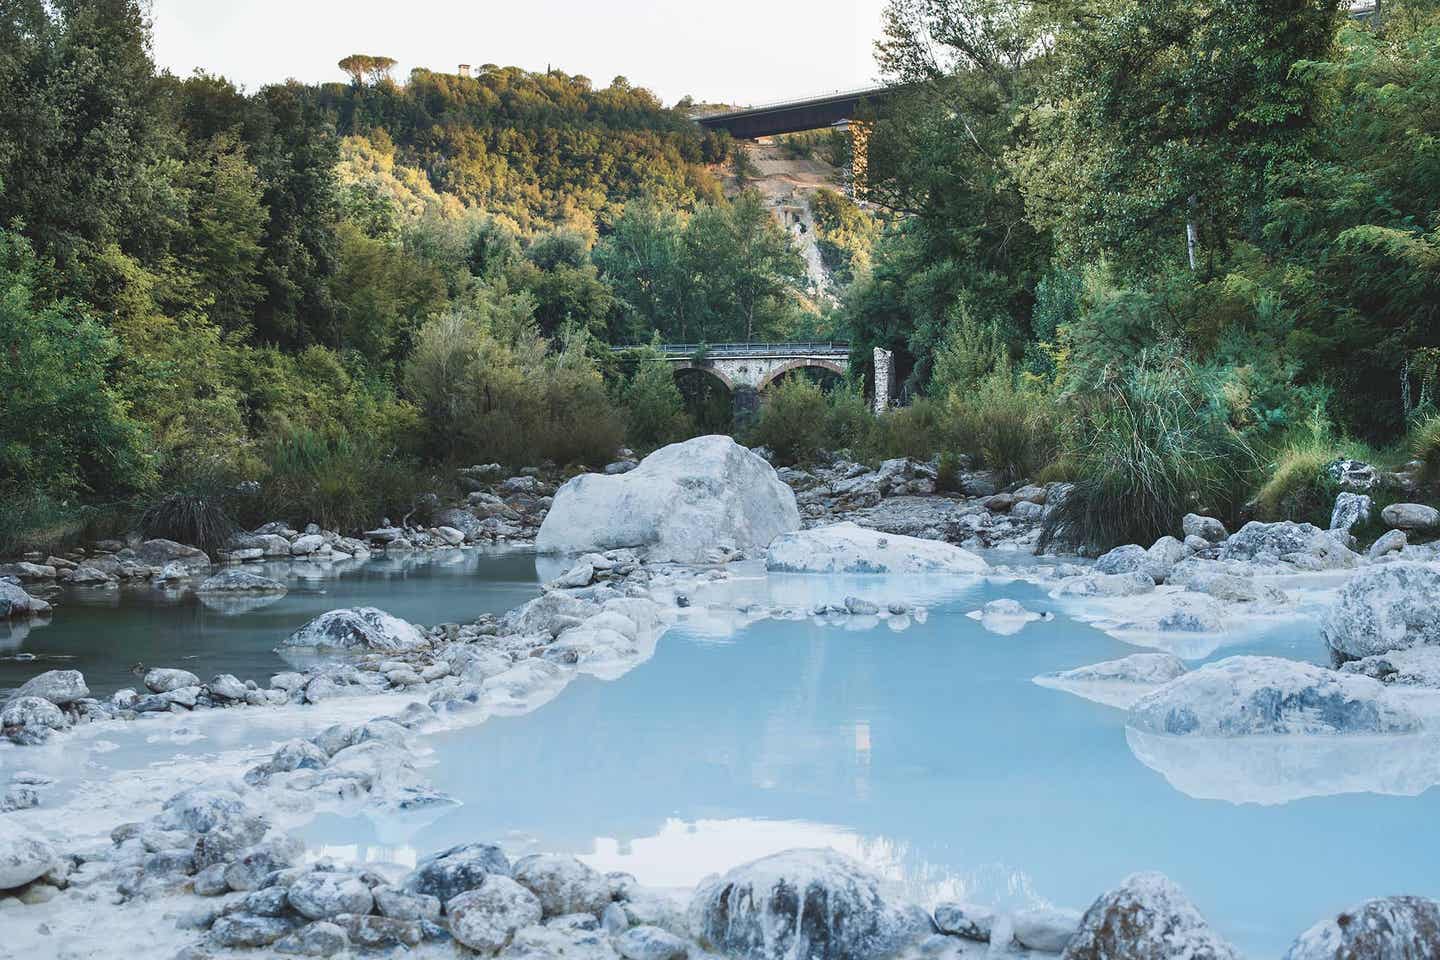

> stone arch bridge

[{"left": 652, "top": 342, "right": 895, "bottom": 418}]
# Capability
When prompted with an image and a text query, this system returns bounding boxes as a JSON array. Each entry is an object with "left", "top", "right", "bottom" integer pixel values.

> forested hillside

[
  {"left": 0, "top": 0, "right": 825, "bottom": 550},
  {"left": 4, "top": 0, "right": 1439, "bottom": 557}
]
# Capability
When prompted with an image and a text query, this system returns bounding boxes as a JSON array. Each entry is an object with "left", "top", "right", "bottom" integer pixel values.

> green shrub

[
  {"left": 403, "top": 304, "right": 625, "bottom": 468},
  {"left": 870, "top": 397, "right": 946, "bottom": 462},
  {"left": 0, "top": 492, "right": 91, "bottom": 556},
  {"left": 824, "top": 386, "right": 875, "bottom": 456},
  {"left": 752, "top": 377, "right": 829, "bottom": 465},
  {"left": 259, "top": 428, "right": 427, "bottom": 533},
  {"left": 947, "top": 366, "right": 1063, "bottom": 484},
  {"left": 1253, "top": 441, "right": 1339, "bottom": 525},
  {"left": 936, "top": 452, "right": 964, "bottom": 492},
  {"left": 1040, "top": 358, "right": 1255, "bottom": 554},
  {"left": 624, "top": 359, "right": 694, "bottom": 452}
]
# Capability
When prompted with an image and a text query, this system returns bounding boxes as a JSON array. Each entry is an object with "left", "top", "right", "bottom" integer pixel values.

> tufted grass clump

[
  {"left": 1411, "top": 414, "right": 1440, "bottom": 486},
  {"left": 138, "top": 490, "right": 237, "bottom": 552},
  {"left": 1040, "top": 358, "right": 1255, "bottom": 554}
]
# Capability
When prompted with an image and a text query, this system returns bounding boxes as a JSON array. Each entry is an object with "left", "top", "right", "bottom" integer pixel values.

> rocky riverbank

[{"left": 5, "top": 436, "right": 1440, "bottom": 958}]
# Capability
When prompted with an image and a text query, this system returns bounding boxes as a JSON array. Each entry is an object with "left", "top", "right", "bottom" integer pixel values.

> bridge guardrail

[
  {"left": 693, "top": 85, "right": 895, "bottom": 120},
  {"left": 644, "top": 341, "right": 852, "bottom": 358}
]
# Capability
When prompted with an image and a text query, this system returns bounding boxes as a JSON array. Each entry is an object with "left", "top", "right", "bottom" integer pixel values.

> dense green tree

[
  {"left": 0, "top": 227, "right": 151, "bottom": 496},
  {"left": 1020, "top": 0, "right": 1342, "bottom": 271},
  {"left": 594, "top": 197, "right": 695, "bottom": 342},
  {"left": 685, "top": 192, "right": 808, "bottom": 341}
]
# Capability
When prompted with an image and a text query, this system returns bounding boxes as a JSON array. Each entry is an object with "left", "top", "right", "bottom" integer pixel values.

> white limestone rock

[
  {"left": 512, "top": 854, "right": 611, "bottom": 918},
  {"left": 1381, "top": 502, "right": 1440, "bottom": 531},
  {"left": 766, "top": 522, "right": 988, "bottom": 575},
  {"left": 1051, "top": 573, "right": 1155, "bottom": 599},
  {"left": 1368, "top": 529, "right": 1407, "bottom": 558},
  {"left": 1182, "top": 514, "right": 1227, "bottom": 544},
  {"left": 1330, "top": 492, "right": 1372, "bottom": 532},
  {"left": 0, "top": 817, "right": 56, "bottom": 889},
  {"left": 288, "top": 872, "right": 375, "bottom": 920},
  {"left": 144, "top": 667, "right": 201, "bottom": 693},
  {"left": 1062, "top": 872, "right": 1238, "bottom": 960},
  {"left": 9, "top": 669, "right": 88, "bottom": 706},
  {"left": 615, "top": 925, "right": 690, "bottom": 960},
  {"left": 686, "top": 848, "right": 932, "bottom": 960},
  {"left": 1013, "top": 907, "right": 1082, "bottom": 953},
  {"left": 1128, "top": 656, "right": 1420, "bottom": 737},
  {"left": 280, "top": 607, "right": 426, "bottom": 652},
  {"left": 1320, "top": 563, "right": 1440, "bottom": 662},
  {"left": 1283, "top": 896, "right": 1440, "bottom": 960},
  {"left": 537, "top": 435, "right": 799, "bottom": 563},
  {"left": 448, "top": 875, "right": 545, "bottom": 953},
  {"left": 405, "top": 842, "right": 511, "bottom": 906},
  {"left": 0, "top": 580, "right": 51, "bottom": 619}
]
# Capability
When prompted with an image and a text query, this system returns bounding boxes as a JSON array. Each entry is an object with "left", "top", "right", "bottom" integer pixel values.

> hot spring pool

[{"left": 292, "top": 573, "right": 1440, "bottom": 958}]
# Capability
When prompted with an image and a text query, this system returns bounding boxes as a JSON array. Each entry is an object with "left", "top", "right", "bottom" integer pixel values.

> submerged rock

[
  {"left": 1062, "top": 872, "right": 1238, "bottom": 960},
  {"left": 537, "top": 435, "right": 799, "bottom": 563},
  {"left": 135, "top": 538, "right": 211, "bottom": 569},
  {"left": 281, "top": 607, "right": 426, "bottom": 652},
  {"left": 197, "top": 570, "right": 287, "bottom": 594},
  {"left": 1284, "top": 896, "right": 1440, "bottom": 960},
  {"left": 1036, "top": 654, "right": 1189, "bottom": 710},
  {"left": 1320, "top": 563, "right": 1440, "bottom": 663},
  {"left": 1128, "top": 656, "right": 1419, "bottom": 737},
  {"left": 967, "top": 599, "right": 1047, "bottom": 635},
  {"left": 766, "top": 522, "right": 988, "bottom": 575},
  {"left": 687, "top": 848, "right": 932, "bottom": 960}
]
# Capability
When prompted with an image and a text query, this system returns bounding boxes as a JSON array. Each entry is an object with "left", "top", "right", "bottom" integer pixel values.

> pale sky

[{"left": 150, "top": 0, "right": 890, "bottom": 107}]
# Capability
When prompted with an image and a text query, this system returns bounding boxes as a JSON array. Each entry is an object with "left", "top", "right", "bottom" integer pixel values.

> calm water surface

[
  {"left": 298, "top": 575, "right": 1440, "bottom": 959},
  {"left": 0, "top": 548, "right": 540, "bottom": 695}
]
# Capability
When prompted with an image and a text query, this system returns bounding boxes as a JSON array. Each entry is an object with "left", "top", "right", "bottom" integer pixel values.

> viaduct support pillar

[{"left": 873, "top": 347, "right": 894, "bottom": 414}]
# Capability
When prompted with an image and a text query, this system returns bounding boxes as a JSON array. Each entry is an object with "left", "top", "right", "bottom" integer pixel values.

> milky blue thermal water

[
  {"left": 302, "top": 574, "right": 1440, "bottom": 959},
  {"left": 0, "top": 548, "right": 539, "bottom": 695}
]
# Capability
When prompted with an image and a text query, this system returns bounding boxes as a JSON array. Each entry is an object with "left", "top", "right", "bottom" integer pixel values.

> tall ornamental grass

[{"left": 1040, "top": 359, "right": 1255, "bottom": 554}]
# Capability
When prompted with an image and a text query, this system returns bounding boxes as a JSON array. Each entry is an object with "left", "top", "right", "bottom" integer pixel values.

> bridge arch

[
  {"left": 670, "top": 362, "right": 736, "bottom": 393},
  {"left": 757, "top": 358, "right": 847, "bottom": 392}
]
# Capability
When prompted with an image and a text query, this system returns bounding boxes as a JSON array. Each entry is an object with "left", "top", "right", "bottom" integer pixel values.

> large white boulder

[
  {"left": 766, "top": 522, "right": 988, "bottom": 575},
  {"left": 1128, "top": 656, "right": 1420, "bottom": 737},
  {"left": 1320, "top": 563, "right": 1440, "bottom": 662},
  {"left": 280, "top": 607, "right": 426, "bottom": 652},
  {"left": 537, "top": 436, "right": 799, "bottom": 563},
  {"left": 687, "top": 848, "right": 932, "bottom": 960},
  {"left": 1062, "top": 872, "right": 1238, "bottom": 960}
]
